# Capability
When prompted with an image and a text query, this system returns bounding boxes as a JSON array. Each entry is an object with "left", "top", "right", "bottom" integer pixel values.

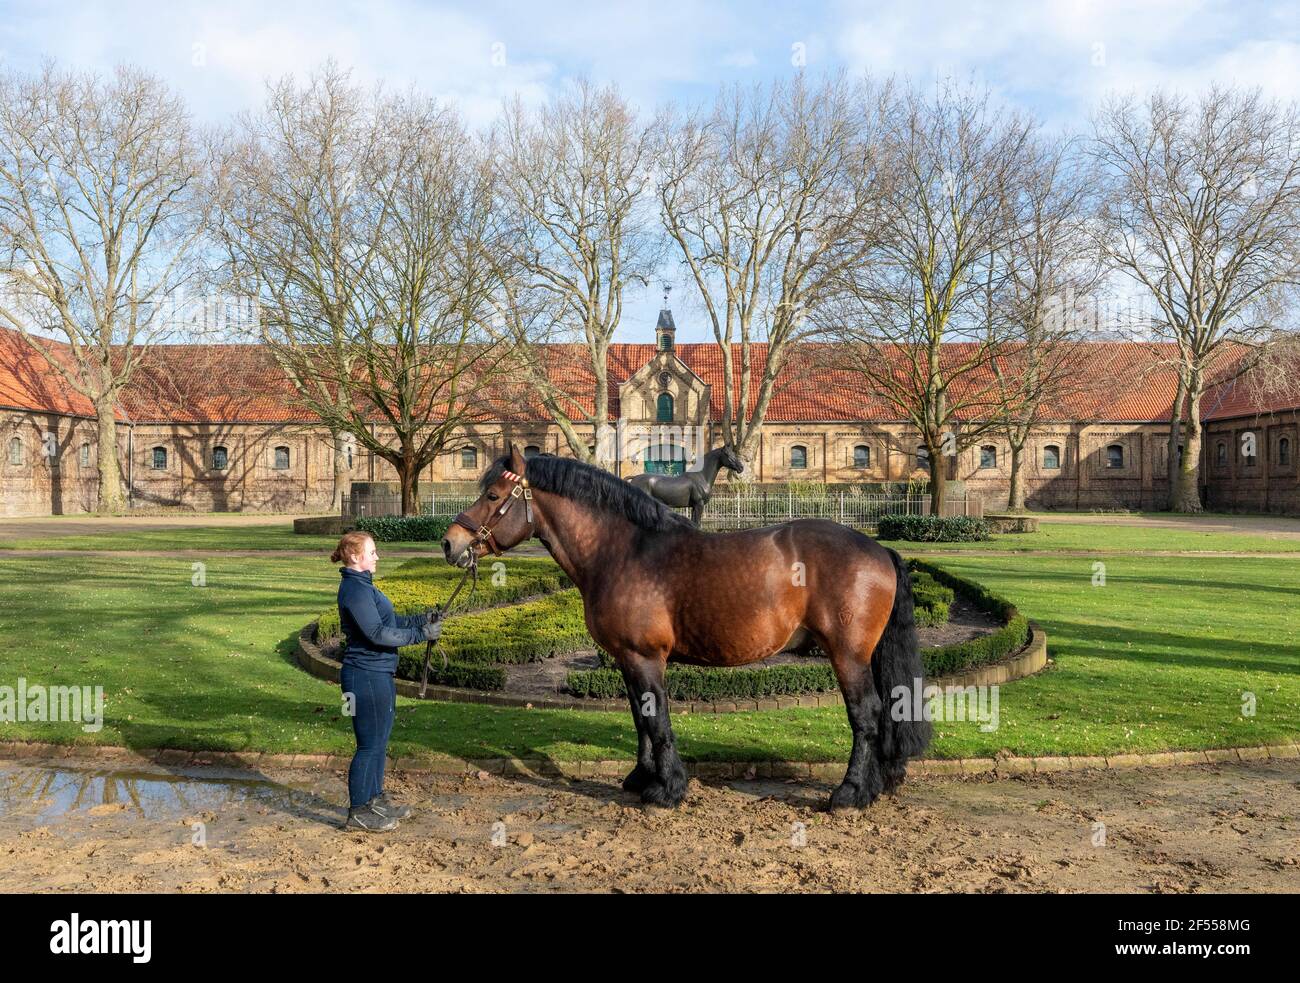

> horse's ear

[{"left": 508, "top": 443, "right": 526, "bottom": 473}]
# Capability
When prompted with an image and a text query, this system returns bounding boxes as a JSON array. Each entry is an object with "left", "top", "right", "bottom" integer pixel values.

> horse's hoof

[
  {"left": 829, "top": 781, "right": 876, "bottom": 811},
  {"left": 829, "top": 782, "right": 859, "bottom": 811},
  {"left": 621, "top": 766, "right": 655, "bottom": 793},
  {"left": 640, "top": 777, "right": 689, "bottom": 808}
]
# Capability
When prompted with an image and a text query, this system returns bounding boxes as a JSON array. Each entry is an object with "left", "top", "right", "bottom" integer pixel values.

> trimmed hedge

[
  {"left": 911, "top": 570, "right": 954, "bottom": 627},
  {"left": 912, "top": 571, "right": 955, "bottom": 606},
  {"left": 914, "top": 599, "right": 950, "bottom": 628},
  {"left": 908, "top": 559, "right": 1029, "bottom": 675},
  {"left": 877, "top": 514, "right": 991, "bottom": 542},
  {"left": 394, "top": 655, "right": 506, "bottom": 690},
  {"left": 316, "top": 557, "right": 571, "bottom": 640},
  {"left": 354, "top": 514, "right": 454, "bottom": 543},
  {"left": 399, "top": 589, "right": 591, "bottom": 665},
  {"left": 566, "top": 663, "right": 839, "bottom": 701}
]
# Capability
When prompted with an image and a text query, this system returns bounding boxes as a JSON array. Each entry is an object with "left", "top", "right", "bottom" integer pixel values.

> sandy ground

[{"left": 1, "top": 758, "right": 1297, "bottom": 893}]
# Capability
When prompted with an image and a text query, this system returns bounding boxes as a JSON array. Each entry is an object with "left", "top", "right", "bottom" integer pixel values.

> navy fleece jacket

[{"left": 336, "top": 567, "right": 427, "bottom": 674}]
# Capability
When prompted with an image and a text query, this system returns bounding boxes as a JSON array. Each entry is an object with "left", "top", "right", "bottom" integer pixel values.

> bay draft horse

[{"left": 442, "top": 444, "right": 931, "bottom": 810}]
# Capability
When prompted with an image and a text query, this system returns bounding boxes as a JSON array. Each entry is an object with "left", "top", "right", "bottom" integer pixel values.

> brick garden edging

[
  {"left": 293, "top": 622, "right": 1051, "bottom": 713},
  {"left": 0, "top": 738, "right": 1296, "bottom": 781}
]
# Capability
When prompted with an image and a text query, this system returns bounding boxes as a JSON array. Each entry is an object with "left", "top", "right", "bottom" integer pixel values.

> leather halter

[{"left": 450, "top": 469, "right": 534, "bottom": 557}]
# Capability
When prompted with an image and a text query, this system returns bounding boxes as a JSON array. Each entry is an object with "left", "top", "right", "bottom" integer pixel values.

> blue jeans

[{"left": 339, "top": 664, "right": 396, "bottom": 809}]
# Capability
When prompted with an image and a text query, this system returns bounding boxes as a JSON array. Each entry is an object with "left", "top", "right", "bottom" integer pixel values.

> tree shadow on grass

[{"left": 1037, "top": 620, "right": 1300, "bottom": 676}]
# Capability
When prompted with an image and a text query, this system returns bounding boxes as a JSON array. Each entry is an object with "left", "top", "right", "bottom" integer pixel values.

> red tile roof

[
  {"left": 0, "top": 328, "right": 98, "bottom": 418},
  {"left": 2, "top": 325, "right": 1293, "bottom": 426}
]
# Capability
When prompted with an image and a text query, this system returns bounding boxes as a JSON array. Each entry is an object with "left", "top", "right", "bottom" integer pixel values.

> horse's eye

[{"left": 486, "top": 492, "right": 499, "bottom": 502}]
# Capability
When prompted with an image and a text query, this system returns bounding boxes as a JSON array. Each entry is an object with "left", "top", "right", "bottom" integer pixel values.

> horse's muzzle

[{"left": 441, "top": 536, "right": 474, "bottom": 568}]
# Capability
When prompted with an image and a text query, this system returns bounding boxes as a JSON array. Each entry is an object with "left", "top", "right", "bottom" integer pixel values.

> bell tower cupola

[{"left": 656, "top": 283, "right": 676, "bottom": 353}]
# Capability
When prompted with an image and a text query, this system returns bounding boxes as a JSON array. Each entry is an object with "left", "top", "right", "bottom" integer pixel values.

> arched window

[
  {"left": 656, "top": 392, "right": 674, "bottom": 423},
  {"left": 151, "top": 446, "right": 167, "bottom": 470},
  {"left": 916, "top": 445, "right": 930, "bottom": 470},
  {"left": 1279, "top": 437, "right": 1291, "bottom": 467},
  {"left": 211, "top": 445, "right": 228, "bottom": 470},
  {"left": 853, "top": 444, "right": 870, "bottom": 468},
  {"left": 524, "top": 445, "right": 541, "bottom": 459},
  {"left": 979, "top": 445, "right": 997, "bottom": 469},
  {"left": 7, "top": 436, "right": 23, "bottom": 466},
  {"left": 79, "top": 443, "right": 90, "bottom": 468},
  {"left": 1042, "top": 444, "right": 1061, "bottom": 470},
  {"left": 273, "top": 445, "right": 290, "bottom": 470},
  {"left": 460, "top": 446, "right": 478, "bottom": 469},
  {"left": 790, "top": 445, "right": 808, "bottom": 469},
  {"left": 1216, "top": 442, "right": 1228, "bottom": 466},
  {"left": 1106, "top": 444, "right": 1124, "bottom": 469},
  {"left": 658, "top": 332, "right": 672, "bottom": 352}
]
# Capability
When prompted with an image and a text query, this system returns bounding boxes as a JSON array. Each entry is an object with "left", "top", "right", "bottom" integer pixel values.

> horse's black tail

[{"left": 870, "top": 548, "right": 932, "bottom": 792}]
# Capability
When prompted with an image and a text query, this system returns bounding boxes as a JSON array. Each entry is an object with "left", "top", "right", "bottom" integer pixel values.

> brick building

[{"left": 2, "top": 312, "right": 1297, "bottom": 517}]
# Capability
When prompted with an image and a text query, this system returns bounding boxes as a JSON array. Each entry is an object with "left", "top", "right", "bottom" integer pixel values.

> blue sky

[{"left": 2, "top": 0, "right": 1298, "bottom": 341}]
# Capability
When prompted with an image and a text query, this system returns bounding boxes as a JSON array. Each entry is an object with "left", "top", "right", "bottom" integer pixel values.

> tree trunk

[
  {"left": 95, "top": 402, "right": 125, "bottom": 513},
  {"left": 1165, "top": 375, "right": 1186, "bottom": 510},
  {"left": 399, "top": 458, "right": 420, "bottom": 516},
  {"left": 732, "top": 428, "right": 761, "bottom": 485},
  {"left": 553, "top": 412, "right": 593, "bottom": 464},
  {"left": 331, "top": 430, "right": 351, "bottom": 512},
  {"left": 1172, "top": 387, "right": 1203, "bottom": 513},
  {"left": 1006, "top": 442, "right": 1026, "bottom": 512},
  {"left": 928, "top": 451, "right": 945, "bottom": 516}
]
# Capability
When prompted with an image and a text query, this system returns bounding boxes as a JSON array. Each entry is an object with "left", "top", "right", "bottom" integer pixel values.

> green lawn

[
  {"left": 881, "top": 523, "right": 1300, "bottom": 553},
  {"left": 3, "top": 519, "right": 1297, "bottom": 555},
  {"left": 0, "top": 536, "right": 1296, "bottom": 761}
]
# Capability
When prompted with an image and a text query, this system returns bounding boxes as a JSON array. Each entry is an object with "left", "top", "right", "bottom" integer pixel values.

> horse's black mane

[{"left": 480, "top": 454, "right": 694, "bottom": 533}]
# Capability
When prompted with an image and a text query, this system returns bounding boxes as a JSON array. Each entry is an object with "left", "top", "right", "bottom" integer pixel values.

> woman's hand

[{"left": 420, "top": 611, "right": 443, "bottom": 642}]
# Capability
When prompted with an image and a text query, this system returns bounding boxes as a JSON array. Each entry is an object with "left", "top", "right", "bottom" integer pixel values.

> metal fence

[
  {"left": 341, "top": 491, "right": 477, "bottom": 518},
  {"left": 685, "top": 489, "right": 980, "bottom": 531},
  {"left": 342, "top": 486, "right": 980, "bottom": 531}
]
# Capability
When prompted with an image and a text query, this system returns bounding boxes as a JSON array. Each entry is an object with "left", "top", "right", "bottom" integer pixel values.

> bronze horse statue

[
  {"left": 627, "top": 444, "right": 745, "bottom": 526},
  {"left": 442, "top": 444, "right": 930, "bottom": 811}
]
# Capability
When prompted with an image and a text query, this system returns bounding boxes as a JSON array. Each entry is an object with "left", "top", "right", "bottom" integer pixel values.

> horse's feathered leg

[
  {"left": 619, "top": 655, "right": 689, "bottom": 807},
  {"left": 618, "top": 666, "right": 657, "bottom": 793},
  {"left": 828, "top": 654, "right": 886, "bottom": 811}
]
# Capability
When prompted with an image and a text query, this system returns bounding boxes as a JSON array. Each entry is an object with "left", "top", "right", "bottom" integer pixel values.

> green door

[{"left": 644, "top": 446, "right": 687, "bottom": 475}]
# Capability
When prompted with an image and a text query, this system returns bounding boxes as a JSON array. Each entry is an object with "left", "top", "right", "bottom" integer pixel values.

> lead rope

[{"left": 419, "top": 557, "right": 479, "bottom": 698}]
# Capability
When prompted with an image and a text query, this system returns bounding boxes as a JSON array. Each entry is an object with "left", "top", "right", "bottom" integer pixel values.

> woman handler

[{"left": 331, "top": 531, "right": 442, "bottom": 832}]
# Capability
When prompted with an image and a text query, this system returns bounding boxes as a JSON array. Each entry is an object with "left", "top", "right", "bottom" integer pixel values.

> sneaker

[
  {"left": 369, "top": 793, "right": 413, "bottom": 820},
  {"left": 345, "top": 803, "right": 399, "bottom": 832}
]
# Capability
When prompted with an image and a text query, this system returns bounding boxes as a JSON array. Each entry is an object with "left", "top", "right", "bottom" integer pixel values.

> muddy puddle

[{"left": 0, "top": 763, "right": 309, "bottom": 826}]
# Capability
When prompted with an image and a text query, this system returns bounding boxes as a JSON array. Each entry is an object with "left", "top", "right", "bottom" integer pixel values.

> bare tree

[
  {"left": 988, "top": 134, "right": 1107, "bottom": 511},
  {"left": 826, "top": 79, "right": 1035, "bottom": 515},
  {"left": 0, "top": 63, "right": 209, "bottom": 511},
  {"left": 216, "top": 68, "right": 515, "bottom": 514},
  {"left": 655, "top": 72, "right": 892, "bottom": 476},
  {"left": 491, "top": 81, "right": 658, "bottom": 463},
  {"left": 212, "top": 64, "right": 395, "bottom": 511},
  {"left": 1092, "top": 86, "right": 1300, "bottom": 511}
]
